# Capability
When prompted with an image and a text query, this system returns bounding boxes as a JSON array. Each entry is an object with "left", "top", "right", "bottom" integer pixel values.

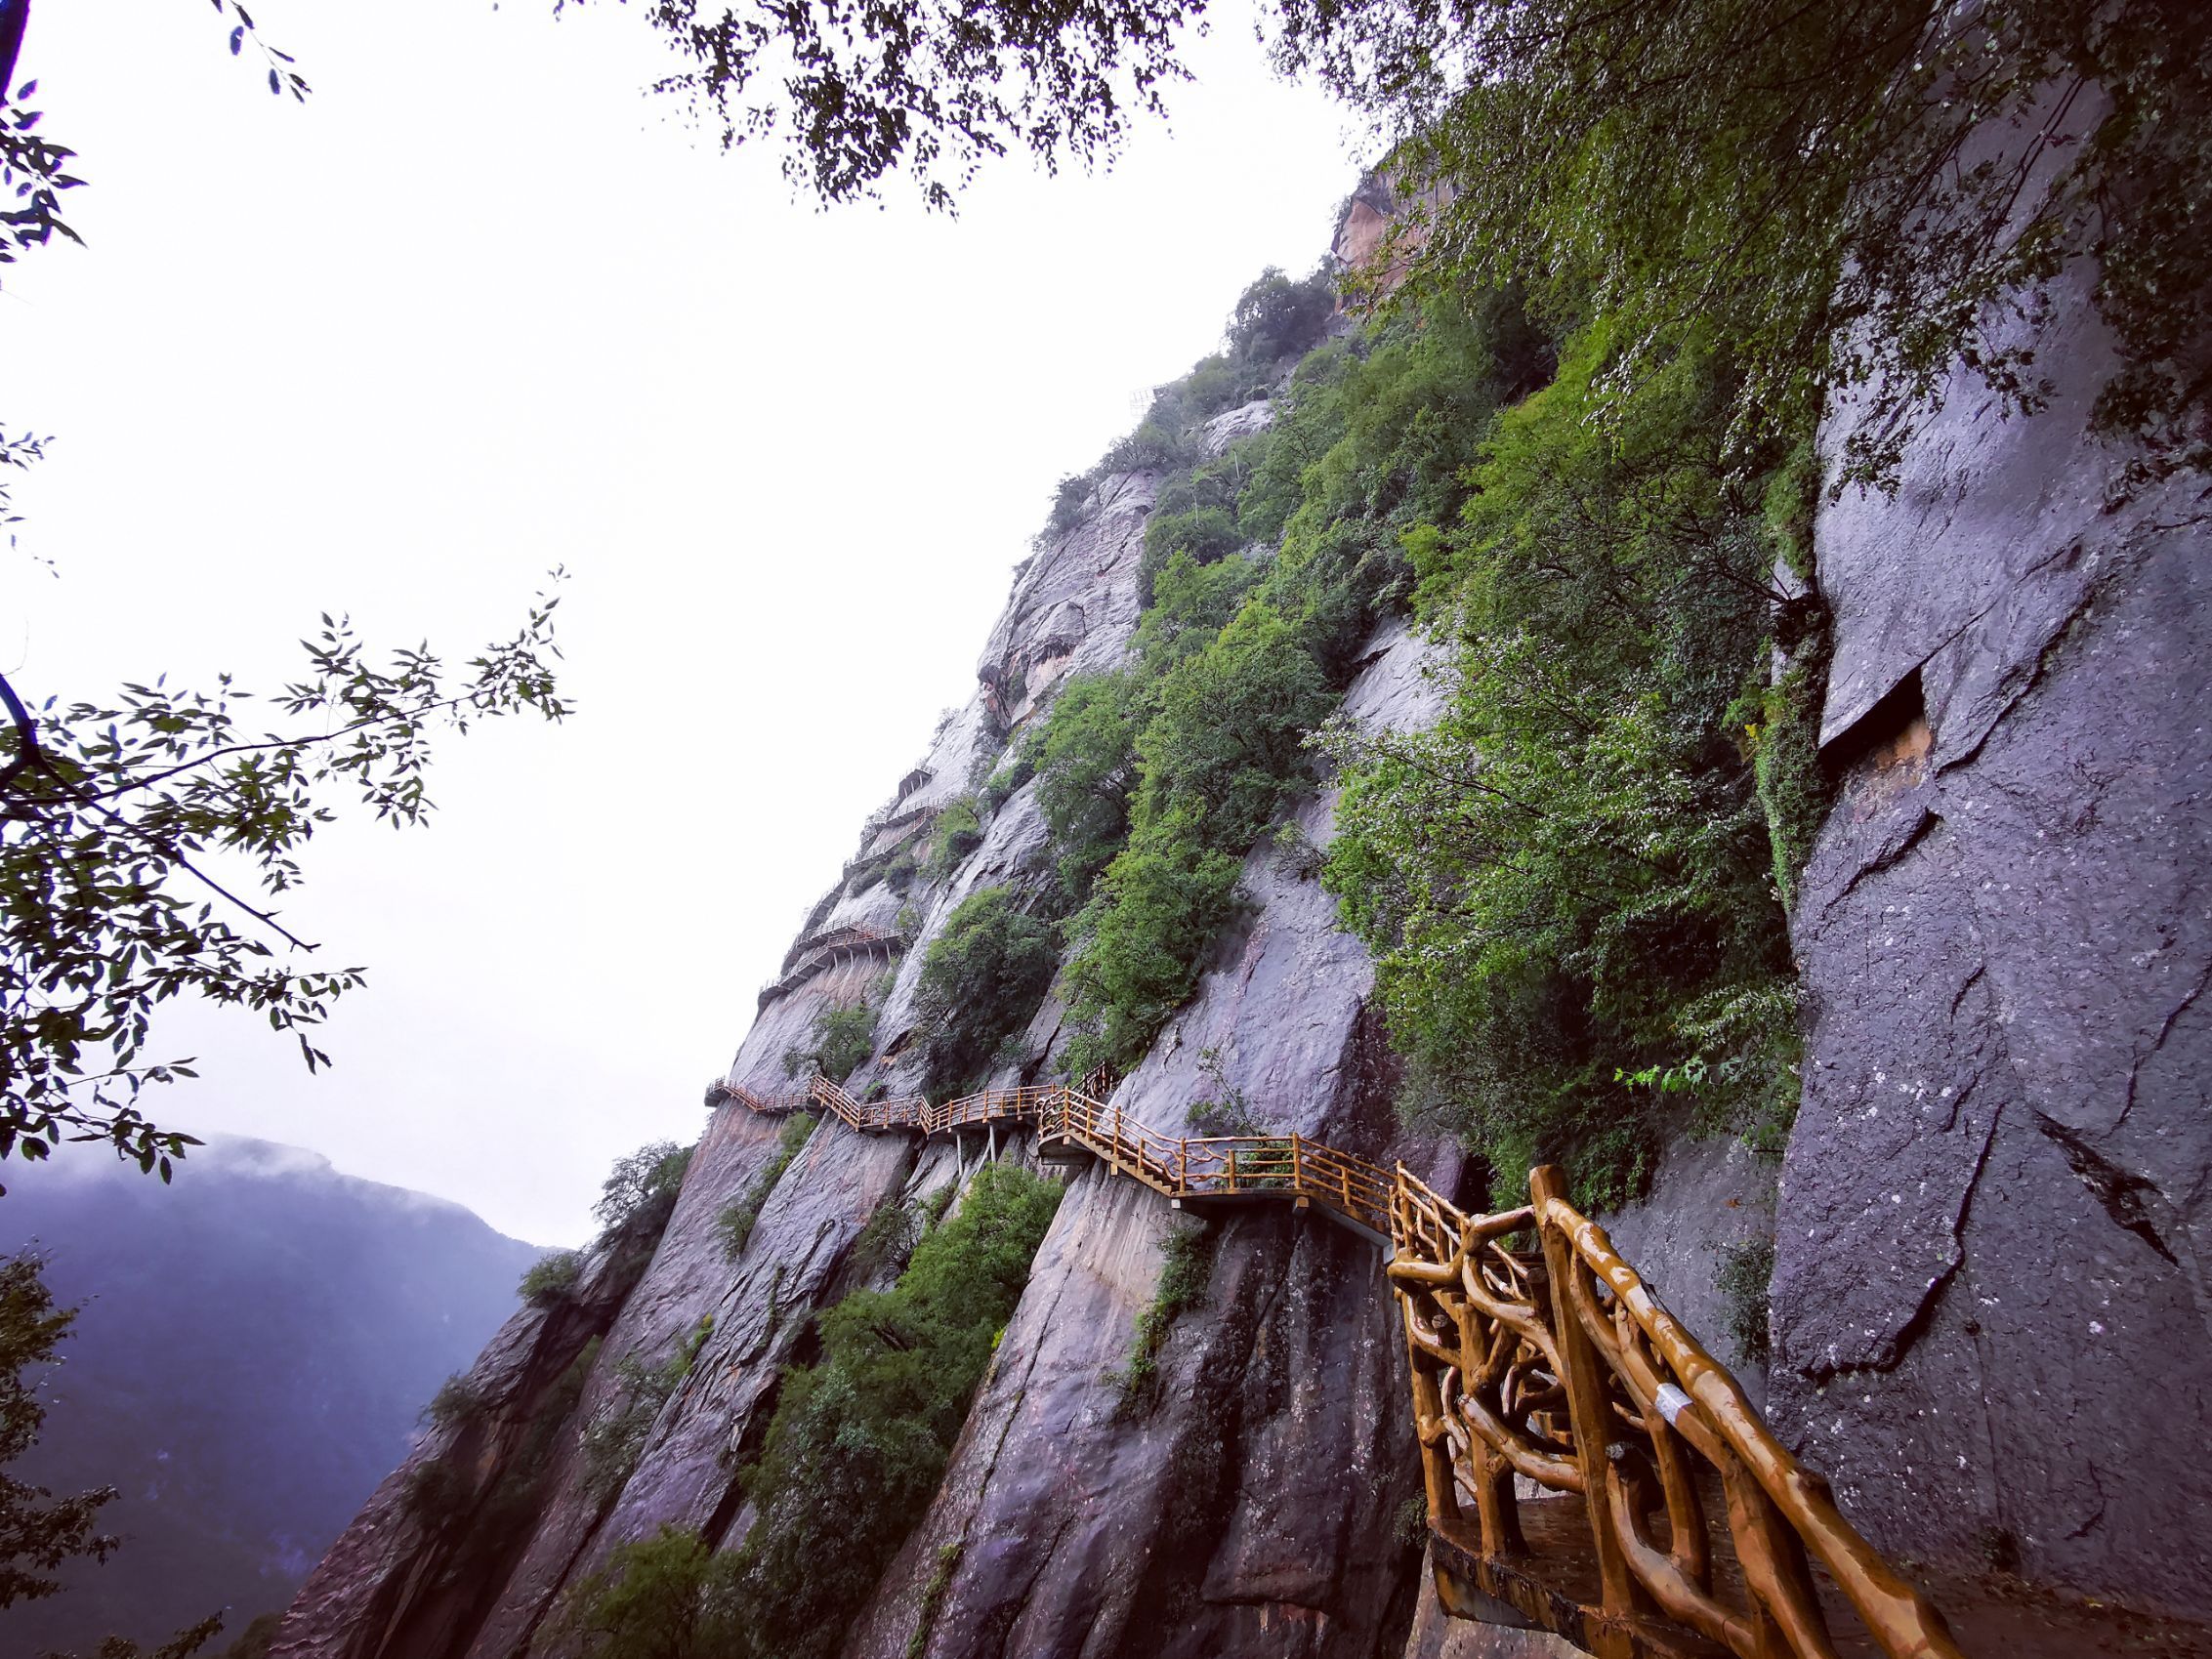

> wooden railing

[{"left": 720, "top": 1072, "right": 1966, "bottom": 1659}]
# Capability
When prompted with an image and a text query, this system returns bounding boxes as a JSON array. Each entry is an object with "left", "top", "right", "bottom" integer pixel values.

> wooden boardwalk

[{"left": 725, "top": 1071, "right": 1973, "bottom": 1659}]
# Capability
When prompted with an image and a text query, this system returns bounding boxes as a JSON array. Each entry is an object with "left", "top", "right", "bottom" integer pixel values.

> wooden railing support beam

[{"left": 1531, "top": 1163, "right": 1648, "bottom": 1638}]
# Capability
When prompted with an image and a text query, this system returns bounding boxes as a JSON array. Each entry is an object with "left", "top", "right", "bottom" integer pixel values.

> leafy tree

[
  {"left": 919, "top": 795, "right": 982, "bottom": 881},
  {"left": 520, "top": 1250, "right": 587, "bottom": 1308},
  {"left": 1133, "top": 602, "right": 1330, "bottom": 836},
  {"left": 1138, "top": 505, "right": 1240, "bottom": 601},
  {"left": 1131, "top": 550, "right": 1258, "bottom": 675},
  {"left": 0, "top": 1252, "right": 114, "bottom": 1611},
  {"left": 592, "top": 1141, "right": 694, "bottom": 1237},
  {"left": 911, "top": 888, "right": 1058, "bottom": 1098},
  {"left": 38, "top": 1623, "right": 227, "bottom": 1659},
  {"left": 781, "top": 997, "right": 877, "bottom": 1082},
  {"left": 583, "top": 0, "right": 1202, "bottom": 212},
  {"left": 1272, "top": 0, "right": 2212, "bottom": 491},
  {"left": 555, "top": 1525, "right": 738, "bottom": 1659},
  {"left": 0, "top": 597, "right": 569, "bottom": 1188},
  {"left": 1027, "top": 675, "right": 1145, "bottom": 901},
  {"left": 1225, "top": 264, "right": 1336, "bottom": 364},
  {"left": 1062, "top": 818, "right": 1241, "bottom": 1074}
]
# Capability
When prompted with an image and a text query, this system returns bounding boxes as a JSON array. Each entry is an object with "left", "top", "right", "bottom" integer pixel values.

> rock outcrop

[{"left": 1771, "top": 226, "right": 2212, "bottom": 1619}]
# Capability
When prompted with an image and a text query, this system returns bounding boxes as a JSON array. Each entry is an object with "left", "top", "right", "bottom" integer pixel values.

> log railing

[{"left": 723, "top": 1073, "right": 1966, "bottom": 1659}]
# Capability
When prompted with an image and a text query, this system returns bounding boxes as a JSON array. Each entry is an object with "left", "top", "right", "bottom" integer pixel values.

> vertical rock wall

[{"left": 1771, "top": 240, "right": 2212, "bottom": 1618}]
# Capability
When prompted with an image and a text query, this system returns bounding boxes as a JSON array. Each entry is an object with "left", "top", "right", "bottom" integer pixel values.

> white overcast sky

[{"left": 1, "top": 0, "right": 1367, "bottom": 1244}]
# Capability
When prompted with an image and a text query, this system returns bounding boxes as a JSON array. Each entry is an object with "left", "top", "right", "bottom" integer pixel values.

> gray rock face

[
  {"left": 842, "top": 618, "right": 1460, "bottom": 1659},
  {"left": 978, "top": 471, "right": 1157, "bottom": 730},
  {"left": 1598, "top": 1135, "right": 1776, "bottom": 1411},
  {"left": 270, "top": 1222, "right": 658, "bottom": 1659},
  {"left": 1195, "top": 397, "right": 1273, "bottom": 461},
  {"left": 1773, "top": 241, "right": 2212, "bottom": 1616}
]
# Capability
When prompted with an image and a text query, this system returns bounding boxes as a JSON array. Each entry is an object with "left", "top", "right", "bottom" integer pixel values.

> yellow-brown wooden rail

[{"left": 723, "top": 1072, "right": 1969, "bottom": 1659}]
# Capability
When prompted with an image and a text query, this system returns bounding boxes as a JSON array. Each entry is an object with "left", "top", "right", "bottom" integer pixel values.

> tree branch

[{"left": 0, "top": 669, "right": 40, "bottom": 796}]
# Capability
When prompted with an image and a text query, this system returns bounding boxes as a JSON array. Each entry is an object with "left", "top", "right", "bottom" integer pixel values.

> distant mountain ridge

[{"left": 0, "top": 1134, "right": 546, "bottom": 1656}]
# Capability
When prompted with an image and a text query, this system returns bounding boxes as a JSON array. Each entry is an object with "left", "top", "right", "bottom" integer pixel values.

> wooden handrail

[{"left": 715, "top": 1073, "right": 1963, "bottom": 1659}]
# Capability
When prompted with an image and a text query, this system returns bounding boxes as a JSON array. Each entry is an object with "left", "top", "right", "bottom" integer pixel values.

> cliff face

[
  {"left": 843, "top": 618, "right": 1454, "bottom": 1659},
  {"left": 273, "top": 133, "right": 2209, "bottom": 1659},
  {"left": 1763, "top": 89, "right": 2212, "bottom": 1621},
  {"left": 269, "top": 392, "right": 1463, "bottom": 1659},
  {"left": 1771, "top": 239, "right": 2212, "bottom": 1618}
]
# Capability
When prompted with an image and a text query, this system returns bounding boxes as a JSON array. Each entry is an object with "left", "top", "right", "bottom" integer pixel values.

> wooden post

[
  {"left": 1401, "top": 1293, "right": 1463, "bottom": 1533},
  {"left": 1291, "top": 1133, "right": 1304, "bottom": 1194},
  {"left": 1530, "top": 1164, "right": 1644, "bottom": 1629}
]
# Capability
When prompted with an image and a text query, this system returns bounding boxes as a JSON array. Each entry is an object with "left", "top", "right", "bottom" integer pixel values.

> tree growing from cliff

[
  {"left": 592, "top": 1141, "right": 693, "bottom": 1237},
  {"left": 911, "top": 887, "right": 1058, "bottom": 1097}
]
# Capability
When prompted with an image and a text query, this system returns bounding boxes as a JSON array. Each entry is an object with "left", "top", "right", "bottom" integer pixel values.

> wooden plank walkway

[{"left": 714, "top": 1068, "right": 2163, "bottom": 1659}]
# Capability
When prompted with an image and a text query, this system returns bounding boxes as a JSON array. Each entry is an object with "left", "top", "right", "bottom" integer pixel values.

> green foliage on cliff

[
  {"left": 1029, "top": 674, "right": 1146, "bottom": 899},
  {"left": 990, "top": 229, "right": 1827, "bottom": 1205},
  {"left": 716, "top": 1164, "right": 1060, "bottom": 1659},
  {"left": 580, "top": 1318, "right": 714, "bottom": 1507},
  {"left": 912, "top": 888, "right": 1059, "bottom": 1097},
  {"left": 1042, "top": 265, "right": 1336, "bottom": 537},
  {"left": 782, "top": 996, "right": 878, "bottom": 1083},
  {"left": 718, "top": 1113, "right": 818, "bottom": 1262},
  {"left": 519, "top": 1249, "right": 586, "bottom": 1308},
  {"left": 1321, "top": 313, "right": 1808, "bottom": 1207},
  {"left": 555, "top": 1525, "right": 740, "bottom": 1659},
  {"left": 1026, "top": 254, "right": 1814, "bottom": 1202},
  {"left": 1717, "top": 1236, "right": 1776, "bottom": 1369},
  {"left": 594, "top": 1142, "right": 693, "bottom": 1242},
  {"left": 921, "top": 795, "right": 984, "bottom": 881},
  {"left": 1110, "top": 1222, "right": 1214, "bottom": 1416},
  {"left": 1042, "top": 286, "right": 1545, "bottom": 1079}
]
